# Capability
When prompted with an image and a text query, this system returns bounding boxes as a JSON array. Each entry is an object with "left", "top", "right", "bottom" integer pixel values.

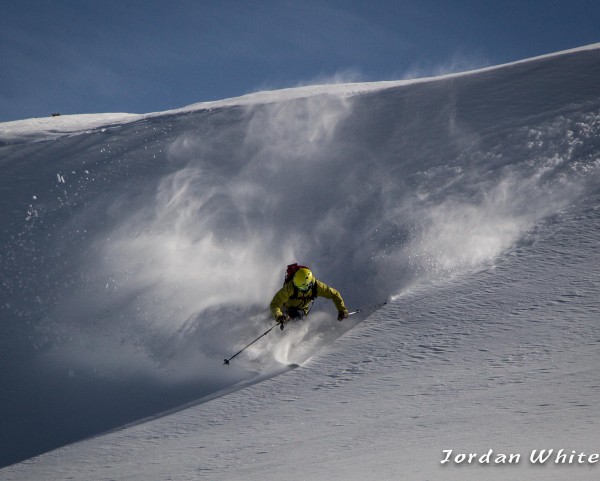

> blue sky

[{"left": 1, "top": 0, "right": 599, "bottom": 122}]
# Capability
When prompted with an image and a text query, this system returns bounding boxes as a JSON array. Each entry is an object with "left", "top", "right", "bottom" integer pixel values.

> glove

[
  {"left": 276, "top": 314, "right": 290, "bottom": 330},
  {"left": 337, "top": 309, "right": 349, "bottom": 321}
]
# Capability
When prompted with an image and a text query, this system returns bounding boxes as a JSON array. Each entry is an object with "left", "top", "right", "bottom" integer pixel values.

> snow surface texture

[{"left": 1, "top": 44, "right": 600, "bottom": 480}]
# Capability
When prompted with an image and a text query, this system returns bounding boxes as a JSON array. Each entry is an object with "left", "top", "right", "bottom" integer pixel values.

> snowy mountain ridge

[{"left": 2, "top": 42, "right": 599, "bottom": 144}]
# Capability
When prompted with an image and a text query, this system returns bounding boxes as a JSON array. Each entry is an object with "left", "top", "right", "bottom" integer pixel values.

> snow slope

[{"left": 1, "top": 44, "right": 600, "bottom": 479}]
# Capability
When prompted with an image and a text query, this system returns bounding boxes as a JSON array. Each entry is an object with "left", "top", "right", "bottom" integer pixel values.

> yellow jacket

[{"left": 270, "top": 280, "right": 347, "bottom": 320}]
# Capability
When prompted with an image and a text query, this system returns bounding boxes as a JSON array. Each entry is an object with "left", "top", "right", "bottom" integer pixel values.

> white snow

[
  {"left": 0, "top": 112, "right": 143, "bottom": 144},
  {"left": 1, "top": 44, "right": 600, "bottom": 480}
]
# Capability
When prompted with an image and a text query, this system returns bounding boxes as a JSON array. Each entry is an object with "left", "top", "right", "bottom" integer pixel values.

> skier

[{"left": 270, "top": 264, "right": 349, "bottom": 329}]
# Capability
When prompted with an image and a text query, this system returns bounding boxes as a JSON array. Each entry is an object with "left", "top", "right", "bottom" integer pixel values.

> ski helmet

[{"left": 293, "top": 268, "right": 315, "bottom": 292}]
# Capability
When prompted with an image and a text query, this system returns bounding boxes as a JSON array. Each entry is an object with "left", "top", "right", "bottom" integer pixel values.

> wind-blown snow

[{"left": 1, "top": 44, "right": 600, "bottom": 480}]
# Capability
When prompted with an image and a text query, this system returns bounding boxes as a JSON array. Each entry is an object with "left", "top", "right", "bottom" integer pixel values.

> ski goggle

[{"left": 297, "top": 281, "right": 314, "bottom": 292}]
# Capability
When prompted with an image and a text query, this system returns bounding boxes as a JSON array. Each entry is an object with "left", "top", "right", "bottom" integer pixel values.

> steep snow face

[
  {"left": 6, "top": 190, "right": 599, "bottom": 481},
  {"left": 1, "top": 45, "right": 600, "bottom": 471}
]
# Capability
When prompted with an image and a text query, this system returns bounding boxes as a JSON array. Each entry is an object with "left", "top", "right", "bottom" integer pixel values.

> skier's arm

[
  {"left": 315, "top": 280, "right": 347, "bottom": 312},
  {"left": 270, "top": 284, "right": 292, "bottom": 320}
]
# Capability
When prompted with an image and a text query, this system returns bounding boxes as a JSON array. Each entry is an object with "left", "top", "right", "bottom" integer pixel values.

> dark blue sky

[{"left": 1, "top": 0, "right": 599, "bottom": 122}]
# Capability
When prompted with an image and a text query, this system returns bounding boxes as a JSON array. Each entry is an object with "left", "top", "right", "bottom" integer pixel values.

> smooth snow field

[{"left": 1, "top": 44, "right": 600, "bottom": 480}]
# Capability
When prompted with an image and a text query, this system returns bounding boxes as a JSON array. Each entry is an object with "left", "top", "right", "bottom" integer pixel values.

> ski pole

[
  {"left": 348, "top": 295, "right": 428, "bottom": 316},
  {"left": 223, "top": 322, "right": 281, "bottom": 365},
  {"left": 348, "top": 301, "right": 388, "bottom": 316}
]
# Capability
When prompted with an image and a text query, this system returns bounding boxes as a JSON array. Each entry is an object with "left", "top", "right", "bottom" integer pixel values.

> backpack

[{"left": 284, "top": 263, "right": 318, "bottom": 299}]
